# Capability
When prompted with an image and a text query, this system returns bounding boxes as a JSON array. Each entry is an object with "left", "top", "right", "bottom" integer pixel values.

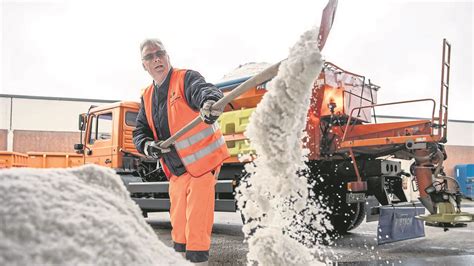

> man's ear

[{"left": 142, "top": 63, "right": 146, "bottom": 71}]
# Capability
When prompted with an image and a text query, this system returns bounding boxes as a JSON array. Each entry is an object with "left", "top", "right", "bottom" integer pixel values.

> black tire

[
  {"left": 306, "top": 160, "right": 367, "bottom": 238},
  {"left": 347, "top": 202, "right": 366, "bottom": 231},
  {"left": 327, "top": 197, "right": 357, "bottom": 234},
  {"left": 311, "top": 177, "right": 366, "bottom": 235}
]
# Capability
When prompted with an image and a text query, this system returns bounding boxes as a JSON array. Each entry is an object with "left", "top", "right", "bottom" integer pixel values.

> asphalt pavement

[{"left": 148, "top": 199, "right": 474, "bottom": 265}]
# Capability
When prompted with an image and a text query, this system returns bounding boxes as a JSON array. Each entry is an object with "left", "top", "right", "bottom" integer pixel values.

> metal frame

[
  {"left": 439, "top": 38, "right": 451, "bottom": 142},
  {"left": 127, "top": 180, "right": 234, "bottom": 193},
  {"left": 340, "top": 98, "right": 437, "bottom": 148},
  {"left": 128, "top": 180, "right": 237, "bottom": 212},
  {"left": 132, "top": 198, "right": 237, "bottom": 212}
]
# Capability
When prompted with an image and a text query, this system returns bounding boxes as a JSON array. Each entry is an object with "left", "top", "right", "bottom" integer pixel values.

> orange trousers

[{"left": 169, "top": 170, "right": 216, "bottom": 251}]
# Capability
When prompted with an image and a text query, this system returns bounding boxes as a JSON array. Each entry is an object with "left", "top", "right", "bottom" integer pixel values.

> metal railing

[{"left": 341, "top": 98, "right": 437, "bottom": 143}]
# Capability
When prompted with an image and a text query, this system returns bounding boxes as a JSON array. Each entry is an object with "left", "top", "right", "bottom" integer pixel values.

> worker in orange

[{"left": 133, "top": 38, "right": 229, "bottom": 264}]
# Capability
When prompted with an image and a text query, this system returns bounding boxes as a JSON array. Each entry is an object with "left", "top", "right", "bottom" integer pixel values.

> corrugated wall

[{"left": 13, "top": 130, "right": 81, "bottom": 153}]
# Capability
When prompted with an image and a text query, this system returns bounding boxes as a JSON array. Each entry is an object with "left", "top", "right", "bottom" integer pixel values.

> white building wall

[
  {"left": 11, "top": 98, "right": 110, "bottom": 131},
  {"left": 445, "top": 121, "right": 474, "bottom": 146},
  {"left": 0, "top": 95, "right": 118, "bottom": 152},
  {"left": 0, "top": 98, "right": 11, "bottom": 130}
]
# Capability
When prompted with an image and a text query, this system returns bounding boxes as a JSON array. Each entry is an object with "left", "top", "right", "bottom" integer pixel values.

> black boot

[
  {"left": 185, "top": 250, "right": 209, "bottom": 264},
  {"left": 173, "top": 242, "right": 186, "bottom": 259}
]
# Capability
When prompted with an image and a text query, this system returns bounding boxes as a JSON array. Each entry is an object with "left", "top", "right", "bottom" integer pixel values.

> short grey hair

[{"left": 140, "top": 38, "right": 165, "bottom": 53}]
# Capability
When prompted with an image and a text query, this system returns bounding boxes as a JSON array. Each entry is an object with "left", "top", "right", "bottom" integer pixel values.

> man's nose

[{"left": 153, "top": 55, "right": 162, "bottom": 62}]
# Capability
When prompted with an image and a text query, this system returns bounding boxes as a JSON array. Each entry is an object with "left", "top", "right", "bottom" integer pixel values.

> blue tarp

[{"left": 377, "top": 206, "right": 425, "bottom": 245}]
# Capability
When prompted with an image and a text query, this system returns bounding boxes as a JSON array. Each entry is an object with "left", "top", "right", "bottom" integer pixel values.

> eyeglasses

[{"left": 142, "top": 50, "right": 167, "bottom": 61}]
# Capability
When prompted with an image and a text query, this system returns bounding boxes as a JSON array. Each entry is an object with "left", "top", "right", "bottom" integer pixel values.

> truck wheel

[
  {"left": 328, "top": 199, "right": 356, "bottom": 234},
  {"left": 327, "top": 197, "right": 366, "bottom": 234},
  {"left": 311, "top": 179, "right": 366, "bottom": 236},
  {"left": 347, "top": 202, "right": 366, "bottom": 231}
]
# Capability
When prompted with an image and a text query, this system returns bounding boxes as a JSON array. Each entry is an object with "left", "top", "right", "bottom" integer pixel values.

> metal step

[
  {"left": 133, "top": 198, "right": 236, "bottom": 212},
  {"left": 127, "top": 180, "right": 234, "bottom": 193}
]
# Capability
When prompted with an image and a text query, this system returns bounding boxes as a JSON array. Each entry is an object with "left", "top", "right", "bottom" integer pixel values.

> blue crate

[{"left": 455, "top": 164, "right": 474, "bottom": 199}]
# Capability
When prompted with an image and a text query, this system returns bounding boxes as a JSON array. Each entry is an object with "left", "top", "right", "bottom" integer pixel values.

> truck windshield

[{"left": 89, "top": 113, "right": 113, "bottom": 144}]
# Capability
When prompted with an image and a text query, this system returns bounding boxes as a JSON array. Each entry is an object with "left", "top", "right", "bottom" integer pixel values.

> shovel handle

[
  {"left": 159, "top": 61, "right": 281, "bottom": 149},
  {"left": 158, "top": 0, "right": 338, "bottom": 149}
]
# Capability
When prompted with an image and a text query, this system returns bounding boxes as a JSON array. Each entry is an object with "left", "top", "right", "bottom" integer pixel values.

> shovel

[{"left": 158, "top": 0, "right": 338, "bottom": 150}]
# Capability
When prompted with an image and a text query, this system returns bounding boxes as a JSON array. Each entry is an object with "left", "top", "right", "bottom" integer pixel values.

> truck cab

[
  {"left": 74, "top": 100, "right": 239, "bottom": 215},
  {"left": 75, "top": 102, "right": 143, "bottom": 175}
]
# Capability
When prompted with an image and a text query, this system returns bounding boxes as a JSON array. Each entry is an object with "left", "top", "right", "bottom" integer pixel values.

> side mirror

[{"left": 78, "top": 114, "right": 86, "bottom": 131}]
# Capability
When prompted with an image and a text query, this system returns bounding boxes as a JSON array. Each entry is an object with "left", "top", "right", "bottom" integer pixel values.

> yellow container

[
  {"left": 226, "top": 139, "right": 255, "bottom": 157},
  {"left": 218, "top": 108, "right": 256, "bottom": 135}
]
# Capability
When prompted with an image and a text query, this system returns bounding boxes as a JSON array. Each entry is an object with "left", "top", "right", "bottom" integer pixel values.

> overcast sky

[{"left": 1, "top": 0, "right": 472, "bottom": 120}]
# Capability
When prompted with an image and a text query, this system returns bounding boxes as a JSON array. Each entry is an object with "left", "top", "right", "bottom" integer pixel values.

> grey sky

[{"left": 1, "top": 0, "right": 472, "bottom": 120}]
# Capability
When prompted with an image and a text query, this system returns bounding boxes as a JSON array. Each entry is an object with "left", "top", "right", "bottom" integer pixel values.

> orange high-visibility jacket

[{"left": 142, "top": 69, "right": 229, "bottom": 178}]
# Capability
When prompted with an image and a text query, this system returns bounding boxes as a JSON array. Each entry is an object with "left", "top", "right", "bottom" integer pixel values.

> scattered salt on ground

[
  {"left": 0, "top": 165, "right": 189, "bottom": 265},
  {"left": 218, "top": 62, "right": 272, "bottom": 83},
  {"left": 236, "top": 27, "right": 331, "bottom": 265}
]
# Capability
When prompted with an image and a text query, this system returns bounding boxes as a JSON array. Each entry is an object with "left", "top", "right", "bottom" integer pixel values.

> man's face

[{"left": 141, "top": 44, "right": 171, "bottom": 84}]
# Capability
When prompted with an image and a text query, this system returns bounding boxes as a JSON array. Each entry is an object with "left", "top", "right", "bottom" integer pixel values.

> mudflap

[{"left": 377, "top": 206, "right": 425, "bottom": 245}]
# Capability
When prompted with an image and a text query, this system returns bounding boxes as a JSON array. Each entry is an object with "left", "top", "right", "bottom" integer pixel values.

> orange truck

[
  {"left": 69, "top": 39, "right": 472, "bottom": 236},
  {"left": 2, "top": 34, "right": 469, "bottom": 236}
]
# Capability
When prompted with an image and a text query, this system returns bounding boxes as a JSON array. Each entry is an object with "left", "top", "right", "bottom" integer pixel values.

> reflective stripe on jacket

[{"left": 142, "top": 69, "right": 229, "bottom": 178}]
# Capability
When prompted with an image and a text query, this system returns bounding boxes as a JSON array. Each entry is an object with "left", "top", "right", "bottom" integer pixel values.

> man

[{"left": 133, "top": 39, "right": 229, "bottom": 264}]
